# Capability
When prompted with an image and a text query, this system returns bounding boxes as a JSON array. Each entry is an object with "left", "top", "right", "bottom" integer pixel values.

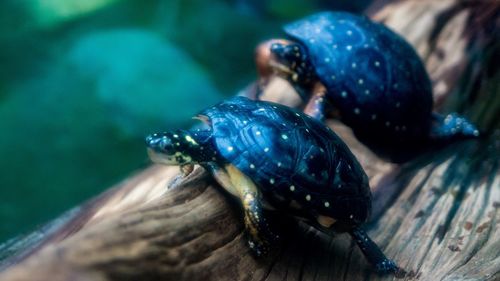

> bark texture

[{"left": 1, "top": 0, "right": 499, "bottom": 280}]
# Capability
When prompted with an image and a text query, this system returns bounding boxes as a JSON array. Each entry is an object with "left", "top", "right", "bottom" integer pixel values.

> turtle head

[
  {"left": 146, "top": 130, "right": 208, "bottom": 166},
  {"left": 256, "top": 39, "right": 315, "bottom": 86}
]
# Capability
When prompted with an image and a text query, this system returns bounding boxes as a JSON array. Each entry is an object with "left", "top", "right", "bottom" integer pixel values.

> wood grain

[{"left": 0, "top": 0, "right": 498, "bottom": 280}]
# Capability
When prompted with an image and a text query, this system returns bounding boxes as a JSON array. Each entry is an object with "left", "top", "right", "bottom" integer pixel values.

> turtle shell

[
  {"left": 201, "top": 96, "right": 371, "bottom": 224},
  {"left": 284, "top": 12, "right": 433, "bottom": 143}
]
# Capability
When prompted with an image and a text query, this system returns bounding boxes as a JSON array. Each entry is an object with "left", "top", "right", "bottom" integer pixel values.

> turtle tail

[{"left": 429, "top": 112, "right": 480, "bottom": 141}]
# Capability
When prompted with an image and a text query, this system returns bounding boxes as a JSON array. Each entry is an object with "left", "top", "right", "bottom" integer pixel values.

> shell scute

[{"left": 202, "top": 97, "right": 371, "bottom": 223}]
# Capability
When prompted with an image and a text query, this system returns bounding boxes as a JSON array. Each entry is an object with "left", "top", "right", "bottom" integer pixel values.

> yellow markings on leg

[
  {"left": 317, "top": 215, "right": 337, "bottom": 228},
  {"left": 223, "top": 164, "right": 269, "bottom": 252},
  {"left": 225, "top": 164, "right": 259, "bottom": 196},
  {"left": 210, "top": 166, "right": 239, "bottom": 197}
]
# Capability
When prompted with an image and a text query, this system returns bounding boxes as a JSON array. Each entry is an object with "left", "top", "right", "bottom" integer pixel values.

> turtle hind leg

[
  {"left": 430, "top": 113, "right": 480, "bottom": 141},
  {"left": 349, "top": 227, "right": 399, "bottom": 275},
  {"left": 303, "top": 84, "right": 327, "bottom": 121}
]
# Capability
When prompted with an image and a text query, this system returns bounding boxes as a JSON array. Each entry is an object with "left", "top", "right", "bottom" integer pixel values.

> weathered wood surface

[{"left": 1, "top": 0, "right": 499, "bottom": 280}]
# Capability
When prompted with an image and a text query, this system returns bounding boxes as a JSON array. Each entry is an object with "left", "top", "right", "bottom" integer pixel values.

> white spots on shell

[
  {"left": 281, "top": 134, "right": 289, "bottom": 140},
  {"left": 347, "top": 30, "right": 353, "bottom": 36},
  {"left": 324, "top": 57, "right": 331, "bottom": 63},
  {"left": 256, "top": 131, "right": 261, "bottom": 136},
  {"left": 354, "top": 108, "right": 361, "bottom": 115},
  {"left": 305, "top": 128, "right": 310, "bottom": 133},
  {"left": 305, "top": 194, "right": 311, "bottom": 201},
  {"left": 277, "top": 162, "right": 282, "bottom": 167},
  {"left": 363, "top": 44, "right": 369, "bottom": 48},
  {"left": 374, "top": 61, "right": 380, "bottom": 67},
  {"left": 346, "top": 45, "right": 352, "bottom": 51},
  {"left": 227, "top": 146, "right": 234, "bottom": 152},
  {"left": 212, "top": 157, "right": 217, "bottom": 161},
  {"left": 295, "top": 112, "right": 301, "bottom": 117},
  {"left": 175, "top": 142, "right": 180, "bottom": 146},
  {"left": 264, "top": 147, "right": 269, "bottom": 152},
  {"left": 350, "top": 214, "right": 354, "bottom": 219},
  {"left": 352, "top": 62, "right": 357, "bottom": 68},
  {"left": 331, "top": 75, "right": 336, "bottom": 80},
  {"left": 393, "top": 83, "right": 399, "bottom": 89},
  {"left": 341, "top": 91, "right": 348, "bottom": 98},
  {"left": 290, "top": 185, "right": 295, "bottom": 191},
  {"left": 257, "top": 108, "right": 266, "bottom": 112},
  {"left": 324, "top": 201, "right": 330, "bottom": 207},
  {"left": 358, "top": 79, "right": 364, "bottom": 85},
  {"left": 243, "top": 120, "right": 248, "bottom": 125},
  {"left": 173, "top": 134, "right": 179, "bottom": 138},
  {"left": 249, "top": 163, "right": 255, "bottom": 169},
  {"left": 272, "top": 106, "right": 278, "bottom": 109},
  {"left": 329, "top": 25, "right": 335, "bottom": 30},
  {"left": 333, "top": 44, "right": 338, "bottom": 49},
  {"left": 309, "top": 38, "right": 316, "bottom": 44},
  {"left": 319, "top": 148, "right": 325, "bottom": 153},
  {"left": 365, "top": 89, "right": 370, "bottom": 95},
  {"left": 315, "top": 27, "right": 321, "bottom": 34},
  {"left": 269, "top": 178, "right": 275, "bottom": 184}
]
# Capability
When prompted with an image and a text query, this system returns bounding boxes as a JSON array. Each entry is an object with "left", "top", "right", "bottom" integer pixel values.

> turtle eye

[{"left": 270, "top": 42, "right": 287, "bottom": 58}]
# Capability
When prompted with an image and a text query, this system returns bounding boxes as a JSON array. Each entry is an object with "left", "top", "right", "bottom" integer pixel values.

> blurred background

[{"left": 0, "top": 0, "right": 372, "bottom": 243}]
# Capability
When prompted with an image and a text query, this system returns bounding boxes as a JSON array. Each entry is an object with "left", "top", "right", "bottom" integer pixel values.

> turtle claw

[
  {"left": 247, "top": 237, "right": 270, "bottom": 257},
  {"left": 375, "top": 259, "right": 399, "bottom": 275}
]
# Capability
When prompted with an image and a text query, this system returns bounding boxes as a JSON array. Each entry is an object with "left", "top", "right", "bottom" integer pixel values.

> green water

[{"left": 0, "top": 0, "right": 368, "bottom": 243}]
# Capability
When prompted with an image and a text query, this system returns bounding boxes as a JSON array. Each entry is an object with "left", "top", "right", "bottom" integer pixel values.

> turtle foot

[
  {"left": 375, "top": 259, "right": 399, "bottom": 275},
  {"left": 431, "top": 113, "right": 480, "bottom": 140}
]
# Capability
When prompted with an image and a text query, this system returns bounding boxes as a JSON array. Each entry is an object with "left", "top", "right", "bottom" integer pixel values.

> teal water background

[{"left": 0, "top": 0, "right": 368, "bottom": 243}]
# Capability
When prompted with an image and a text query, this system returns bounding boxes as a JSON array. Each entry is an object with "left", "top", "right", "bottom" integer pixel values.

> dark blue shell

[
  {"left": 284, "top": 12, "right": 433, "bottom": 142},
  {"left": 201, "top": 96, "right": 371, "bottom": 224}
]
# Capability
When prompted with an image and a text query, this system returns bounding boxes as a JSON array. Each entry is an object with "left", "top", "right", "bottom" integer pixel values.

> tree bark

[{"left": 1, "top": 0, "right": 499, "bottom": 280}]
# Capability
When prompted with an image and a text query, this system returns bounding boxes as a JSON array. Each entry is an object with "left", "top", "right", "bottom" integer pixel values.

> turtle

[
  {"left": 255, "top": 11, "right": 479, "bottom": 162},
  {"left": 145, "top": 96, "right": 399, "bottom": 274}
]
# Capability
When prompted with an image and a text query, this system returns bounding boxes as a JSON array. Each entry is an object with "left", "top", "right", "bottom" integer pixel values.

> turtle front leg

[
  {"left": 211, "top": 164, "right": 280, "bottom": 256},
  {"left": 303, "top": 83, "right": 327, "bottom": 121},
  {"left": 350, "top": 227, "right": 400, "bottom": 275}
]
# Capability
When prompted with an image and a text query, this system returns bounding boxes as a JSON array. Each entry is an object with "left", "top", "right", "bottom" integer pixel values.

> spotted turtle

[
  {"left": 256, "top": 11, "right": 479, "bottom": 162},
  {"left": 146, "top": 96, "right": 398, "bottom": 274}
]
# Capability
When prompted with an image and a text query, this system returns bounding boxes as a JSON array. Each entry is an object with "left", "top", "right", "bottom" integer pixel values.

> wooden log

[{"left": 1, "top": 0, "right": 498, "bottom": 280}]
